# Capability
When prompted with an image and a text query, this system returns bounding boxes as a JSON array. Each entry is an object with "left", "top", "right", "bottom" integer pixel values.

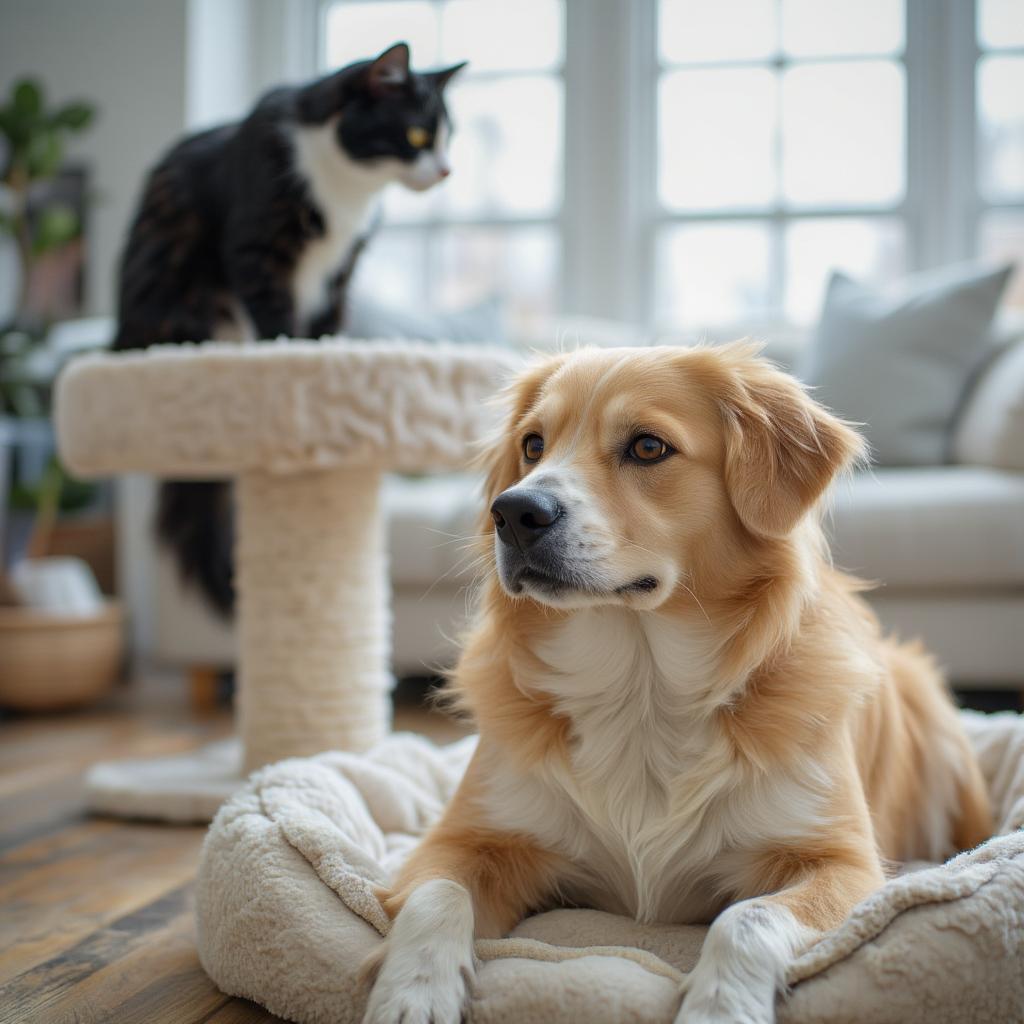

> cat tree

[{"left": 55, "top": 339, "right": 517, "bottom": 820}]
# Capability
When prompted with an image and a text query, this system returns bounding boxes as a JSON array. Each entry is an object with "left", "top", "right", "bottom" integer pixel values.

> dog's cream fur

[{"left": 364, "top": 344, "right": 992, "bottom": 1024}]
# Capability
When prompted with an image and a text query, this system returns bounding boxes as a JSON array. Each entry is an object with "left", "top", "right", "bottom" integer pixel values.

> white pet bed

[
  {"left": 196, "top": 711, "right": 1024, "bottom": 1024},
  {"left": 55, "top": 340, "right": 517, "bottom": 819}
]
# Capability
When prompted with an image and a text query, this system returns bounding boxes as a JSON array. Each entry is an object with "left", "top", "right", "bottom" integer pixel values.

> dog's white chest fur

[
  {"left": 480, "top": 607, "right": 828, "bottom": 924},
  {"left": 289, "top": 119, "right": 385, "bottom": 330}
]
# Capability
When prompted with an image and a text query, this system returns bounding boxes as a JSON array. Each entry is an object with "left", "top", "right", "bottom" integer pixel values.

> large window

[
  {"left": 654, "top": 0, "right": 907, "bottom": 329},
  {"left": 976, "top": 0, "right": 1024, "bottom": 310},
  {"left": 319, "top": 0, "right": 1023, "bottom": 335},
  {"left": 321, "top": 0, "right": 564, "bottom": 336}
]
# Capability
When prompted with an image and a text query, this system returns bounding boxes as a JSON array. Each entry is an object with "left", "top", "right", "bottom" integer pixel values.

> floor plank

[
  {"left": 0, "top": 681, "right": 463, "bottom": 1024},
  {"left": 0, "top": 822, "right": 204, "bottom": 985}
]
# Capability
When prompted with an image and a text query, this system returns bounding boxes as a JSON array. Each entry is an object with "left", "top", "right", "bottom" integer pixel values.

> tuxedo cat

[{"left": 113, "top": 43, "right": 464, "bottom": 614}]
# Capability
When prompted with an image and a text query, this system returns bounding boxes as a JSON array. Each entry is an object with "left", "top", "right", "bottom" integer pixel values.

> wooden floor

[{"left": 0, "top": 683, "right": 467, "bottom": 1024}]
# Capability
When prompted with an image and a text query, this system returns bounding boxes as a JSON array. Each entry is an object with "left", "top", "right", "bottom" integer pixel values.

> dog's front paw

[
  {"left": 362, "top": 879, "right": 477, "bottom": 1024},
  {"left": 675, "top": 970, "right": 776, "bottom": 1024},
  {"left": 673, "top": 901, "right": 807, "bottom": 1024},
  {"left": 362, "top": 947, "right": 474, "bottom": 1024}
]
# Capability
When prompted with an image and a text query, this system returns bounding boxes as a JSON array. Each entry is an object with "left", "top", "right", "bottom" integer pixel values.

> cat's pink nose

[{"left": 439, "top": 167, "right": 451, "bottom": 178}]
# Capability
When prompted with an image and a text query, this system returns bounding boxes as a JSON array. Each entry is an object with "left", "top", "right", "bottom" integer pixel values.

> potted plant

[
  {"left": 0, "top": 77, "right": 94, "bottom": 332},
  {"left": 0, "top": 76, "right": 104, "bottom": 572},
  {"left": 0, "top": 78, "right": 122, "bottom": 711}
]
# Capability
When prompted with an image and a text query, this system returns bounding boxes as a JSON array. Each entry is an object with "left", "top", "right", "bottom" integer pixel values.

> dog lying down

[{"left": 364, "top": 343, "right": 992, "bottom": 1024}]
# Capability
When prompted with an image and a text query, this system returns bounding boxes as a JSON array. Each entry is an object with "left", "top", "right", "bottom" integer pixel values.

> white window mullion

[
  {"left": 562, "top": 0, "right": 657, "bottom": 324},
  {"left": 903, "top": 0, "right": 931, "bottom": 270},
  {"left": 906, "top": 0, "right": 978, "bottom": 270},
  {"left": 947, "top": 0, "right": 981, "bottom": 266},
  {"left": 625, "top": 0, "right": 660, "bottom": 327}
]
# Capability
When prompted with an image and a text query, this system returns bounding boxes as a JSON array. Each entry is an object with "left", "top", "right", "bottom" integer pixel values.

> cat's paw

[{"left": 362, "top": 879, "right": 476, "bottom": 1024}]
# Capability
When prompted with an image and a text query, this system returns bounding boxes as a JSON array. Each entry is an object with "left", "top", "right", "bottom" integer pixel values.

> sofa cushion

[
  {"left": 384, "top": 474, "right": 482, "bottom": 589},
  {"left": 800, "top": 264, "right": 1013, "bottom": 466},
  {"left": 346, "top": 290, "right": 507, "bottom": 345},
  {"left": 830, "top": 467, "right": 1024, "bottom": 589},
  {"left": 953, "top": 336, "right": 1024, "bottom": 472}
]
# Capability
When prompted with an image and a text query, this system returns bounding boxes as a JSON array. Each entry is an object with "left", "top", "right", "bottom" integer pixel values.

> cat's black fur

[{"left": 113, "top": 44, "right": 463, "bottom": 616}]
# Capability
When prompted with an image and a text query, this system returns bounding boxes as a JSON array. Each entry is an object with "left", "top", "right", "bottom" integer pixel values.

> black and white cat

[{"left": 113, "top": 43, "right": 464, "bottom": 614}]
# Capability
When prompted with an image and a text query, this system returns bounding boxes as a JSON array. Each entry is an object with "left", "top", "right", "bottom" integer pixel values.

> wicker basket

[{"left": 0, "top": 601, "right": 123, "bottom": 710}]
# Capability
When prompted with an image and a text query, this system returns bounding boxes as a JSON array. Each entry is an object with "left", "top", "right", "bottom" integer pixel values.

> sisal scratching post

[
  {"left": 54, "top": 339, "right": 517, "bottom": 821},
  {"left": 237, "top": 468, "right": 389, "bottom": 771}
]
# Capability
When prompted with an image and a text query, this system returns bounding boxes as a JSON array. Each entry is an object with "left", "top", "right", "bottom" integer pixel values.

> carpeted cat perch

[{"left": 55, "top": 339, "right": 517, "bottom": 821}]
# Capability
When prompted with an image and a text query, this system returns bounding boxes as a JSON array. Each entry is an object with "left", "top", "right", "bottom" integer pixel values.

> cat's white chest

[{"left": 289, "top": 120, "right": 386, "bottom": 331}]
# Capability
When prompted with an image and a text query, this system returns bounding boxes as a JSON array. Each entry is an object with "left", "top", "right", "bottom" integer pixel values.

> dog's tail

[{"left": 156, "top": 479, "right": 235, "bottom": 617}]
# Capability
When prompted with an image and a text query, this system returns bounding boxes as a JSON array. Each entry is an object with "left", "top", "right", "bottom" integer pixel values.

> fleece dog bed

[{"left": 196, "top": 710, "right": 1024, "bottom": 1024}]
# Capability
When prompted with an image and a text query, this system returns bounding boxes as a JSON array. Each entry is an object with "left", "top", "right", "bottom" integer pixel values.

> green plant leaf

[
  {"left": 52, "top": 102, "right": 94, "bottom": 131},
  {"left": 25, "top": 129, "right": 62, "bottom": 178},
  {"left": 1, "top": 379, "right": 44, "bottom": 418},
  {"left": 12, "top": 78, "right": 43, "bottom": 119},
  {"left": 0, "top": 105, "right": 31, "bottom": 151},
  {"left": 33, "top": 202, "right": 79, "bottom": 254}
]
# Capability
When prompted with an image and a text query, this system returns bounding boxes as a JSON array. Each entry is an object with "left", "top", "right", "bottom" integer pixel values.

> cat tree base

[
  {"left": 55, "top": 339, "right": 515, "bottom": 821},
  {"left": 85, "top": 739, "right": 243, "bottom": 822}
]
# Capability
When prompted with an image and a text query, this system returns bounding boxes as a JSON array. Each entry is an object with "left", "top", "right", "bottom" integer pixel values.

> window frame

[
  {"left": 966, "top": 0, "right": 1024, "bottom": 278},
  {"left": 313, "top": 0, "right": 1023, "bottom": 331}
]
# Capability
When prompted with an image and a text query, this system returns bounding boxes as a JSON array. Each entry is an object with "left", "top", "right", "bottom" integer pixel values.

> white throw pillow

[{"left": 799, "top": 264, "right": 1013, "bottom": 466}]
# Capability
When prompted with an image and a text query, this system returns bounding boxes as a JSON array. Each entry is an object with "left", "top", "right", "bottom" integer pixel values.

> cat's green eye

[{"left": 406, "top": 126, "right": 430, "bottom": 148}]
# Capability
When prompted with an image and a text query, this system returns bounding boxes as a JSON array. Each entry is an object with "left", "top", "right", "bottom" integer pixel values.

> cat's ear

[
  {"left": 431, "top": 61, "right": 468, "bottom": 91},
  {"left": 367, "top": 42, "right": 410, "bottom": 95}
]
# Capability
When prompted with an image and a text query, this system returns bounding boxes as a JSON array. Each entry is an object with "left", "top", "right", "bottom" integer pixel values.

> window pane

[
  {"left": 441, "top": 0, "right": 563, "bottom": 71},
  {"left": 654, "top": 222, "right": 773, "bottom": 328},
  {"left": 381, "top": 178, "right": 442, "bottom": 224},
  {"left": 436, "top": 226, "right": 559, "bottom": 336},
  {"left": 660, "top": 68, "right": 777, "bottom": 211},
  {"left": 978, "top": 0, "right": 1024, "bottom": 50},
  {"left": 659, "top": 0, "right": 776, "bottom": 65},
  {"left": 441, "top": 76, "right": 563, "bottom": 217},
  {"left": 979, "top": 211, "right": 1024, "bottom": 313},
  {"left": 322, "top": 1, "right": 439, "bottom": 69},
  {"left": 782, "top": 61, "right": 904, "bottom": 207},
  {"left": 782, "top": 0, "right": 904, "bottom": 57},
  {"left": 978, "top": 56, "right": 1024, "bottom": 202},
  {"left": 352, "top": 229, "right": 427, "bottom": 308},
  {"left": 784, "top": 217, "right": 905, "bottom": 323}
]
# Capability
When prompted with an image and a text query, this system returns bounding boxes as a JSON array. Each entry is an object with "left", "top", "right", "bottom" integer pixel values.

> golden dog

[{"left": 364, "top": 344, "right": 991, "bottom": 1024}]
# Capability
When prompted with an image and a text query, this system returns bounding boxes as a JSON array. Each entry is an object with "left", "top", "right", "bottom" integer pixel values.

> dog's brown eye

[
  {"left": 629, "top": 435, "right": 670, "bottom": 463},
  {"left": 523, "top": 434, "right": 544, "bottom": 462}
]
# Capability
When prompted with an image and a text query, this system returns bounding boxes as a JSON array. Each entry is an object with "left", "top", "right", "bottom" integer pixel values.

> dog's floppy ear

[
  {"left": 718, "top": 345, "right": 865, "bottom": 539},
  {"left": 477, "top": 354, "right": 567, "bottom": 518}
]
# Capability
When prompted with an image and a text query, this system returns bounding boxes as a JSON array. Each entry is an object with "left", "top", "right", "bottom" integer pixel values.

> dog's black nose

[{"left": 491, "top": 489, "right": 562, "bottom": 549}]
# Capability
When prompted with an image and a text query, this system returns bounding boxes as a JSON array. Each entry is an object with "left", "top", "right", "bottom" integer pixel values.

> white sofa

[{"left": 119, "top": 318, "right": 1024, "bottom": 691}]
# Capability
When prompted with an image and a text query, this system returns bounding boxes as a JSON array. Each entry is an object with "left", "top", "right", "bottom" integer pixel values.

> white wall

[
  {"left": 186, "top": 0, "right": 255, "bottom": 131},
  {"left": 186, "top": 0, "right": 317, "bottom": 132},
  {"left": 0, "top": 0, "right": 190, "bottom": 318},
  {"left": 0, "top": 0, "right": 318, "bottom": 321}
]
